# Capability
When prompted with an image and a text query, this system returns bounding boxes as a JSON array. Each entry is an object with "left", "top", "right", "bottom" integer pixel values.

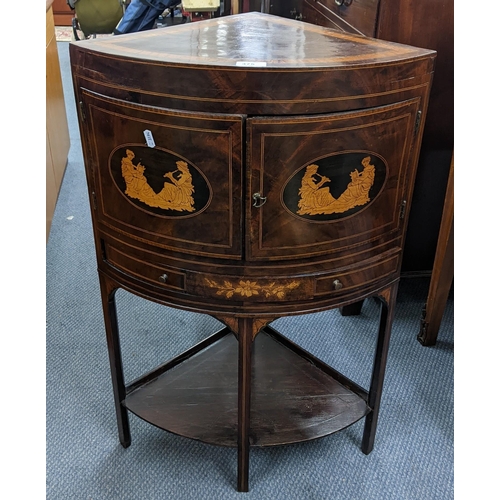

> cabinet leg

[
  {"left": 237, "top": 317, "right": 253, "bottom": 492},
  {"left": 362, "top": 282, "right": 398, "bottom": 455},
  {"left": 99, "top": 272, "right": 131, "bottom": 448}
]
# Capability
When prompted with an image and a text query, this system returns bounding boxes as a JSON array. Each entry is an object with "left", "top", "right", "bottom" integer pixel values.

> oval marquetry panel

[
  {"left": 281, "top": 152, "right": 387, "bottom": 222},
  {"left": 109, "top": 145, "right": 212, "bottom": 218}
]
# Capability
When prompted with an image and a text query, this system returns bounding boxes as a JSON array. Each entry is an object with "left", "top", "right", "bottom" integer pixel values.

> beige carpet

[
  {"left": 55, "top": 26, "right": 73, "bottom": 41},
  {"left": 55, "top": 25, "right": 114, "bottom": 41}
]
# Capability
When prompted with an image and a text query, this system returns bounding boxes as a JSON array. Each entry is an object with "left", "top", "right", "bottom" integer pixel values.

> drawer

[
  {"left": 304, "top": 0, "right": 379, "bottom": 37},
  {"left": 314, "top": 254, "right": 399, "bottom": 296},
  {"left": 104, "top": 242, "right": 186, "bottom": 292},
  {"left": 189, "top": 272, "right": 315, "bottom": 303}
]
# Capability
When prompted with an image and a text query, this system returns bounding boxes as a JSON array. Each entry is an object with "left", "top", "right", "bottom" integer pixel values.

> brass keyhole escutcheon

[
  {"left": 333, "top": 279, "right": 343, "bottom": 290},
  {"left": 159, "top": 273, "right": 169, "bottom": 283},
  {"left": 252, "top": 193, "right": 267, "bottom": 208}
]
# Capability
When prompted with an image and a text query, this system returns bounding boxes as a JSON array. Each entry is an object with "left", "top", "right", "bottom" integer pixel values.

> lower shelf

[{"left": 124, "top": 328, "right": 370, "bottom": 447}]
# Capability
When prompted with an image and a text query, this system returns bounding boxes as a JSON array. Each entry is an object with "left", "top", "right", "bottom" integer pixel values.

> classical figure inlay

[
  {"left": 205, "top": 278, "right": 300, "bottom": 299},
  {"left": 297, "top": 156, "right": 376, "bottom": 216},
  {"left": 121, "top": 149, "right": 195, "bottom": 212}
]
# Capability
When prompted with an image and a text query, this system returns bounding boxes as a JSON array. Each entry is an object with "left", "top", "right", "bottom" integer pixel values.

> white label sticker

[
  {"left": 235, "top": 61, "right": 267, "bottom": 67},
  {"left": 143, "top": 130, "right": 156, "bottom": 148}
]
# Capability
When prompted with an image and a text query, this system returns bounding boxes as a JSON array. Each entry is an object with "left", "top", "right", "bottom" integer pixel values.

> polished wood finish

[
  {"left": 98, "top": 274, "right": 131, "bottom": 448},
  {"left": 70, "top": 17, "right": 433, "bottom": 116},
  {"left": 124, "top": 327, "right": 370, "bottom": 446},
  {"left": 237, "top": 317, "right": 253, "bottom": 491},
  {"left": 362, "top": 282, "right": 397, "bottom": 453},
  {"left": 46, "top": 4, "right": 70, "bottom": 241},
  {"left": 418, "top": 155, "right": 454, "bottom": 346},
  {"left": 71, "top": 13, "right": 434, "bottom": 491}
]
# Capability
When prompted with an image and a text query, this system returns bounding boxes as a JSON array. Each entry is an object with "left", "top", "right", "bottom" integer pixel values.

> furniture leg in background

[
  {"left": 418, "top": 154, "right": 454, "bottom": 346},
  {"left": 231, "top": 0, "right": 240, "bottom": 13}
]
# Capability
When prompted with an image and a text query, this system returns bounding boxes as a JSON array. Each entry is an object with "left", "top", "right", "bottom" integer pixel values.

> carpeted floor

[
  {"left": 46, "top": 40, "right": 454, "bottom": 499},
  {"left": 55, "top": 26, "right": 73, "bottom": 41}
]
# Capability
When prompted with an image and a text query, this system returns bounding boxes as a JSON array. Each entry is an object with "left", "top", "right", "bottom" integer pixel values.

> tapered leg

[
  {"left": 99, "top": 272, "right": 131, "bottom": 448},
  {"left": 237, "top": 317, "right": 254, "bottom": 492},
  {"left": 362, "top": 282, "right": 398, "bottom": 454}
]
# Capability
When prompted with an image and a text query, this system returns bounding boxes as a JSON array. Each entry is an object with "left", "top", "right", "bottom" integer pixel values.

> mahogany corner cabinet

[{"left": 70, "top": 13, "right": 435, "bottom": 492}]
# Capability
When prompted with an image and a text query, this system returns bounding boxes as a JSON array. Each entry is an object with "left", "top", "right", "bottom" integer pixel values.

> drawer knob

[
  {"left": 159, "top": 273, "right": 169, "bottom": 283},
  {"left": 333, "top": 279, "right": 343, "bottom": 290},
  {"left": 335, "top": 0, "right": 344, "bottom": 5}
]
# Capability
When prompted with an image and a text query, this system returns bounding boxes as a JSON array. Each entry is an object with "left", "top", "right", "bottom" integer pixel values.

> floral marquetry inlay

[{"left": 205, "top": 278, "right": 300, "bottom": 299}]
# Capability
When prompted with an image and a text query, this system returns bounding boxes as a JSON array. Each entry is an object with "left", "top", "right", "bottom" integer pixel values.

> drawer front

[
  {"left": 303, "top": 0, "right": 379, "bottom": 37},
  {"left": 100, "top": 236, "right": 397, "bottom": 308},
  {"left": 315, "top": 254, "right": 399, "bottom": 296},
  {"left": 188, "top": 273, "right": 315, "bottom": 303},
  {"left": 104, "top": 241, "right": 186, "bottom": 292}
]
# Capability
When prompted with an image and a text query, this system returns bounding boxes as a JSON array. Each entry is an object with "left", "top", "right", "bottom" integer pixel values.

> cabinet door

[
  {"left": 247, "top": 99, "right": 421, "bottom": 261},
  {"left": 80, "top": 89, "right": 244, "bottom": 259}
]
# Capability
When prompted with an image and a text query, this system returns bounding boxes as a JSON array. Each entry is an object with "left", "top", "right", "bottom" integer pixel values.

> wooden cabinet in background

[
  {"left": 46, "top": 2, "right": 70, "bottom": 241},
  {"left": 270, "top": 0, "right": 454, "bottom": 274},
  {"left": 298, "top": 0, "right": 378, "bottom": 36},
  {"left": 51, "top": 0, "right": 74, "bottom": 25}
]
